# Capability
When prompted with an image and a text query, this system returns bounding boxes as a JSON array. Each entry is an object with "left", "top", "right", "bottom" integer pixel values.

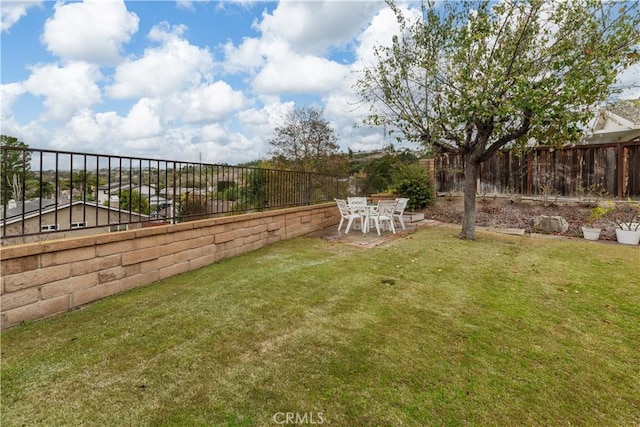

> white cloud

[
  {"left": 614, "top": 63, "right": 640, "bottom": 100},
  {"left": 354, "top": 5, "right": 413, "bottom": 67},
  {"left": 253, "top": 53, "right": 349, "bottom": 95},
  {"left": 54, "top": 106, "right": 165, "bottom": 156},
  {"left": 23, "top": 62, "right": 103, "bottom": 121},
  {"left": 323, "top": 5, "right": 413, "bottom": 152},
  {"left": 1, "top": 0, "right": 42, "bottom": 32},
  {"left": 106, "top": 22, "right": 214, "bottom": 99},
  {"left": 221, "top": 1, "right": 400, "bottom": 152},
  {"left": 41, "top": 0, "right": 138, "bottom": 65},
  {"left": 176, "top": 1, "right": 195, "bottom": 12},
  {"left": 121, "top": 98, "right": 163, "bottom": 139},
  {"left": 185, "top": 82, "right": 249, "bottom": 123},
  {"left": 0, "top": 82, "right": 26, "bottom": 121},
  {"left": 256, "top": 1, "right": 384, "bottom": 54},
  {"left": 237, "top": 100, "right": 294, "bottom": 132},
  {"left": 62, "top": 109, "right": 110, "bottom": 146},
  {"left": 323, "top": 90, "right": 389, "bottom": 152},
  {"left": 223, "top": 2, "right": 389, "bottom": 97},
  {"left": 194, "top": 124, "right": 262, "bottom": 163},
  {"left": 0, "top": 83, "right": 27, "bottom": 139},
  {"left": 2, "top": 0, "right": 401, "bottom": 164},
  {"left": 61, "top": 98, "right": 161, "bottom": 144},
  {"left": 44, "top": 91, "right": 258, "bottom": 162},
  {"left": 222, "top": 37, "right": 290, "bottom": 74}
]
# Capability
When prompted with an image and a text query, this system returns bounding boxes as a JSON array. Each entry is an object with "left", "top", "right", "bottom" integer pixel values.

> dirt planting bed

[{"left": 420, "top": 196, "right": 620, "bottom": 241}]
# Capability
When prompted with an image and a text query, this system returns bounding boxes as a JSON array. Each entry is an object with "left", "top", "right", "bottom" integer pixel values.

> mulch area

[
  {"left": 420, "top": 196, "right": 620, "bottom": 241},
  {"left": 312, "top": 196, "right": 623, "bottom": 246}
]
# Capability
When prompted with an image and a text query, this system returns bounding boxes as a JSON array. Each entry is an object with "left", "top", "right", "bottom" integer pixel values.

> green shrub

[
  {"left": 217, "top": 181, "right": 235, "bottom": 192},
  {"left": 117, "top": 190, "right": 150, "bottom": 214},
  {"left": 364, "top": 154, "right": 398, "bottom": 194},
  {"left": 394, "top": 164, "right": 434, "bottom": 210},
  {"left": 215, "top": 187, "right": 239, "bottom": 202},
  {"left": 176, "top": 194, "right": 209, "bottom": 222}
]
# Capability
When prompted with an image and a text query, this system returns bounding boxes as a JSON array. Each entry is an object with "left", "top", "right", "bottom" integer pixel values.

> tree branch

[{"left": 480, "top": 110, "right": 532, "bottom": 162}]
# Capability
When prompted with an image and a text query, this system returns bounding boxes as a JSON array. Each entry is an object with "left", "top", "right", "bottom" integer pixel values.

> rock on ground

[{"left": 533, "top": 215, "right": 569, "bottom": 233}]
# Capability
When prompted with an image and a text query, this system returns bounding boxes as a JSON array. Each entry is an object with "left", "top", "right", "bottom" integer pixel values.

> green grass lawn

[{"left": 2, "top": 226, "right": 639, "bottom": 426}]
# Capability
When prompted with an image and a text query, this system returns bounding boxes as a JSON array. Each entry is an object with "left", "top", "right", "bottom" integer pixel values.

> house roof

[
  {"left": 1, "top": 199, "right": 57, "bottom": 220},
  {"left": 609, "top": 99, "right": 640, "bottom": 125},
  {"left": 97, "top": 182, "right": 157, "bottom": 191},
  {"left": 1, "top": 199, "right": 149, "bottom": 226},
  {"left": 585, "top": 98, "right": 640, "bottom": 143}
]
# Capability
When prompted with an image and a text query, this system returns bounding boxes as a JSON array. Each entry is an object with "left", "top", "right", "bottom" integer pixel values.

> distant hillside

[{"left": 348, "top": 149, "right": 389, "bottom": 162}]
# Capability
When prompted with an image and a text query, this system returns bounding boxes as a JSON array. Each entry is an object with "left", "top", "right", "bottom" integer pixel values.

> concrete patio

[{"left": 307, "top": 212, "right": 438, "bottom": 248}]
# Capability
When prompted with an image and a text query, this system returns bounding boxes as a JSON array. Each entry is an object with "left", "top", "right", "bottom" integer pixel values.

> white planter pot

[
  {"left": 615, "top": 228, "right": 640, "bottom": 245},
  {"left": 620, "top": 223, "right": 640, "bottom": 231},
  {"left": 581, "top": 227, "right": 601, "bottom": 241}
]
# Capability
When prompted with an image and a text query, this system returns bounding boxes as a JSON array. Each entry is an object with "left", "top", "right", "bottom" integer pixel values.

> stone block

[
  {"left": 41, "top": 246, "right": 96, "bottom": 267},
  {"left": 98, "top": 264, "right": 141, "bottom": 284},
  {"left": 158, "top": 239, "right": 192, "bottom": 257},
  {"left": 72, "top": 282, "right": 121, "bottom": 307},
  {"left": 121, "top": 247, "right": 159, "bottom": 266},
  {"left": 189, "top": 253, "right": 217, "bottom": 270},
  {"left": 174, "top": 228, "right": 202, "bottom": 242},
  {"left": 533, "top": 215, "right": 569, "bottom": 233},
  {"left": 96, "top": 239, "right": 138, "bottom": 257},
  {"left": 40, "top": 273, "right": 99, "bottom": 299},
  {"left": 117, "top": 270, "right": 159, "bottom": 293},
  {"left": 3, "top": 295, "right": 69, "bottom": 328},
  {"left": 215, "top": 228, "right": 248, "bottom": 244},
  {"left": 1, "top": 288, "right": 39, "bottom": 311},
  {"left": 4, "top": 264, "right": 71, "bottom": 292},
  {"left": 159, "top": 262, "right": 190, "bottom": 280},
  {"left": 403, "top": 212, "right": 425, "bottom": 223},
  {"left": 1, "top": 255, "right": 39, "bottom": 276},
  {"left": 71, "top": 254, "right": 121, "bottom": 276}
]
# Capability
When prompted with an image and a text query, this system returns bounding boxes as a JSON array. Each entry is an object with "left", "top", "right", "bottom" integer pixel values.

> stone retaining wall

[{"left": 1, "top": 203, "right": 339, "bottom": 330}]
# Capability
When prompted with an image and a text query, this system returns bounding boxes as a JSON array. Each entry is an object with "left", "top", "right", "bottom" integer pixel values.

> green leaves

[
  {"left": 356, "top": 0, "right": 640, "bottom": 151},
  {"left": 269, "top": 107, "right": 341, "bottom": 174},
  {"left": 1, "top": 135, "right": 32, "bottom": 203},
  {"left": 394, "top": 163, "right": 435, "bottom": 210},
  {"left": 355, "top": 0, "right": 639, "bottom": 239}
]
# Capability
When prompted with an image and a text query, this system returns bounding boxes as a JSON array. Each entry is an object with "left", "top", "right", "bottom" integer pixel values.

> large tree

[
  {"left": 0, "top": 135, "right": 31, "bottom": 203},
  {"left": 269, "top": 106, "right": 343, "bottom": 174},
  {"left": 117, "top": 190, "right": 150, "bottom": 215},
  {"left": 355, "top": 0, "right": 640, "bottom": 239}
]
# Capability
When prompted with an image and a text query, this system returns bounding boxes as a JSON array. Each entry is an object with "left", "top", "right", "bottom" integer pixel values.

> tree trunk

[{"left": 459, "top": 155, "right": 478, "bottom": 240}]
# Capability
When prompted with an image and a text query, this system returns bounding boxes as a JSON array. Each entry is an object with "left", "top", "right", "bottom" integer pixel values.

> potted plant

[
  {"left": 589, "top": 199, "right": 640, "bottom": 245},
  {"left": 581, "top": 209, "right": 602, "bottom": 241}
]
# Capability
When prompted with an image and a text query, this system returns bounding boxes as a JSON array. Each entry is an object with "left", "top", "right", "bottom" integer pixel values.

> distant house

[
  {"left": 96, "top": 182, "right": 172, "bottom": 217},
  {"left": 96, "top": 182, "right": 157, "bottom": 205},
  {"left": 160, "top": 187, "right": 197, "bottom": 198},
  {"left": 1, "top": 199, "right": 149, "bottom": 245},
  {"left": 584, "top": 99, "right": 640, "bottom": 144}
]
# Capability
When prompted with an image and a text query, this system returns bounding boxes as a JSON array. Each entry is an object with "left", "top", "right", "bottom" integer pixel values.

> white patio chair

[
  {"left": 347, "top": 197, "right": 368, "bottom": 213},
  {"left": 393, "top": 198, "right": 410, "bottom": 230},
  {"left": 347, "top": 197, "right": 368, "bottom": 230},
  {"left": 335, "top": 198, "right": 364, "bottom": 234},
  {"left": 366, "top": 199, "right": 397, "bottom": 236}
]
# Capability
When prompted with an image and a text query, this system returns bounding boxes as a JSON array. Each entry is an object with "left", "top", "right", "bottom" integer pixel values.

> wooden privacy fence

[{"left": 435, "top": 141, "right": 640, "bottom": 199}]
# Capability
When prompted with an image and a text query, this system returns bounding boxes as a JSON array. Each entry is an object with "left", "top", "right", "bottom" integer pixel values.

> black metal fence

[{"left": 1, "top": 147, "right": 346, "bottom": 242}]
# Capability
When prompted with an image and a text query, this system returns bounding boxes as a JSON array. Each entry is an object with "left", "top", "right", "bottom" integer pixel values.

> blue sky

[
  {"left": 1, "top": 0, "right": 398, "bottom": 164},
  {"left": 2, "top": 1, "right": 638, "bottom": 165}
]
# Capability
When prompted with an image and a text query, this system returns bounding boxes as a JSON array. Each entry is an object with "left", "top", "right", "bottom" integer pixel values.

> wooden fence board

[{"left": 435, "top": 141, "right": 639, "bottom": 199}]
